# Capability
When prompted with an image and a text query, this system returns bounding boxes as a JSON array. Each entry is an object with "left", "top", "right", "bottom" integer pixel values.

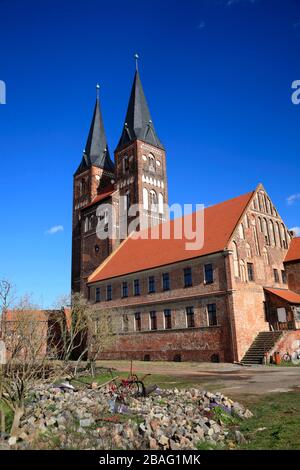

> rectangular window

[
  {"left": 204, "top": 264, "right": 214, "bottom": 284},
  {"left": 207, "top": 303, "right": 217, "bottom": 326},
  {"left": 281, "top": 270, "right": 287, "bottom": 284},
  {"left": 164, "top": 309, "right": 172, "bottom": 329},
  {"left": 162, "top": 273, "right": 170, "bottom": 291},
  {"left": 106, "top": 284, "right": 112, "bottom": 301},
  {"left": 184, "top": 267, "right": 193, "bottom": 287},
  {"left": 135, "top": 312, "right": 141, "bottom": 331},
  {"left": 134, "top": 279, "right": 140, "bottom": 296},
  {"left": 150, "top": 311, "right": 157, "bottom": 330},
  {"left": 122, "top": 281, "right": 128, "bottom": 298},
  {"left": 274, "top": 269, "right": 279, "bottom": 283},
  {"left": 247, "top": 263, "right": 254, "bottom": 282},
  {"left": 95, "top": 287, "right": 100, "bottom": 303},
  {"left": 186, "top": 306, "right": 195, "bottom": 328},
  {"left": 123, "top": 314, "right": 129, "bottom": 332},
  {"left": 148, "top": 276, "right": 156, "bottom": 294}
]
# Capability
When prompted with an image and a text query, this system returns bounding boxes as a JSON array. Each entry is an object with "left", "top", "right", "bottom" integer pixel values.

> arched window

[
  {"left": 143, "top": 187, "right": 149, "bottom": 210},
  {"left": 246, "top": 243, "right": 251, "bottom": 258},
  {"left": 148, "top": 154, "right": 155, "bottom": 172},
  {"left": 240, "top": 260, "right": 247, "bottom": 282},
  {"left": 239, "top": 223, "right": 245, "bottom": 239},
  {"left": 232, "top": 241, "right": 239, "bottom": 277},
  {"left": 253, "top": 196, "right": 258, "bottom": 210},
  {"left": 276, "top": 222, "right": 282, "bottom": 247},
  {"left": 158, "top": 193, "right": 164, "bottom": 214},
  {"left": 281, "top": 224, "right": 287, "bottom": 249},
  {"left": 262, "top": 218, "right": 270, "bottom": 245},
  {"left": 262, "top": 247, "right": 269, "bottom": 265},
  {"left": 269, "top": 220, "right": 276, "bottom": 246},
  {"left": 149, "top": 190, "right": 158, "bottom": 212},
  {"left": 252, "top": 224, "right": 260, "bottom": 255}
]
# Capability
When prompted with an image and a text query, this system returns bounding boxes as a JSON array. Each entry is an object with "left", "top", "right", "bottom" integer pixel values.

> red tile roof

[
  {"left": 284, "top": 237, "right": 300, "bottom": 263},
  {"left": 88, "top": 190, "right": 254, "bottom": 283},
  {"left": 264, "top": 288, "right": 300, "bottom": 304},
  {"left": 83, "top": 184, "right": 115, "bottom": 210}
]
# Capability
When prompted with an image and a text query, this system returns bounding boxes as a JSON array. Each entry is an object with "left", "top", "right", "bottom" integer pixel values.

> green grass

[
  {"left": 236, "top": 391, "right": 300, "bottom": 450},
  {"left": 0, "top": 400, "right": 13, "bottom": 433}
]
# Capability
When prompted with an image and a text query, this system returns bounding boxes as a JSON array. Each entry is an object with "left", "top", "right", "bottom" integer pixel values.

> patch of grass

[
  {"left": 0, "top": 400, "right": 13, "bottom": 433},
  {"left": 196, "top": 440, "right": 224, "bottom": 450},
  {"left": 236, "top": 391, "right": 300, "bottom": 450}
]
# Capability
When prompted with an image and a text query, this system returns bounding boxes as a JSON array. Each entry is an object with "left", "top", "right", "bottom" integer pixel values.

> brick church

[{"left": 71, "top": 65, "right": 300, "bottom": 364}]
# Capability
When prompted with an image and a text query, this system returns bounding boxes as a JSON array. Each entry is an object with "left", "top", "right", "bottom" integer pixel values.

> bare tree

[
  {"left": 1, "top": 298, "right": 64, "bottom": 437},
  {"left": 55, "top": 293, "right": 118, "bottom": 376},
  {"left": 0, "top": 279, "right": 16, "bottom": 338}
]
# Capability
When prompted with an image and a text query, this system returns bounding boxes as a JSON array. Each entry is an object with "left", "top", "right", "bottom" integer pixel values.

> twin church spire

[{"left": 75, "top": 60, "right": 163, "bottom": 176}]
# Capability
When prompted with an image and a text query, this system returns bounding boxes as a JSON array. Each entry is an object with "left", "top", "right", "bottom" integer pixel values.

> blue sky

[{"left": 0, "top": 0, "right": 300, "bottom": 307}]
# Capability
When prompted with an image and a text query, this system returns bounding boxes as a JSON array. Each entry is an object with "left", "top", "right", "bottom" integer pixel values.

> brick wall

[{"left": 285, "top": 260, "right": 300, "bottom": 294}]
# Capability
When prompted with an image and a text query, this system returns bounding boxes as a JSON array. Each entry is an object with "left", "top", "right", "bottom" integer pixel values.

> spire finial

[
  {"left": 96, "top": 83, "right": 100, "bottom": 99},
  {"left": 134, "top": 53, "right": 139, "bottom": 71}
]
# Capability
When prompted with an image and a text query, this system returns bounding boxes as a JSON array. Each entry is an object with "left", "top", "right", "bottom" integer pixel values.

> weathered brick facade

[{"left": 72, "top": 69, "right": 300, "bottom": 363}]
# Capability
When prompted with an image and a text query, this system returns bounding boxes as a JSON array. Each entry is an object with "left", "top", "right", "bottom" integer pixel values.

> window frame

[
  {"left": 135, "top": 312, "right": 141, "bottom": 332},
  {"left": 122, "top": 281, "right": 128, "bottom": 298},
  {"left": 247, "top": 262, "right": 254, "bottom": 282},
  {"left": 95, "top": 287, "right": 101, "bottom": 303},
  {"left": 106, "top": 284, "right": 112, "bottom": 301},
  {"left": 184, "top": 267, "right": 193, "bottom": 288},
  {"left": 162, "top": 272, "right": 170, "bottom": 291},
  {"left": 207, "top": 303, "right": 217, "bottom": 326},
  {"left": 148, "top": 276, "right": 156, "bottom": 294},
  {"left": 133, "top": 279, "right": 140, "bottom": 296},
  {"left": 204, "top": 264, "right": 214, "bottom": 284},
  {"left": 164, "top": 309, "right": 172, "bottom": 330},
  {"left": 186, "top": 306, "right": 195, "bottom": 328},
  {"left": 149, "top": 311, "right": 157, "bottom": 330}
]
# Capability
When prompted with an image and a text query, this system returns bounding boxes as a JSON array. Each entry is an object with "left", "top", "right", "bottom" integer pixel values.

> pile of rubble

[{"left": 4, "top": 384, "right": 253, "bottom": 450}]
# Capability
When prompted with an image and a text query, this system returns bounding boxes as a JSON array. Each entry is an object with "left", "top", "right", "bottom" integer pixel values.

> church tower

[
  {"left": 114, "top": 59, "right": 168, "bottom": 239},
  {"left": 71, "top": 86, "right": 115, "bottom": 293}
]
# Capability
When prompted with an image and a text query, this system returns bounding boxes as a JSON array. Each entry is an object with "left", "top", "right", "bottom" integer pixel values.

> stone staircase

[{"left": 241, "top": 331, "right": 283, "bottom": 365}]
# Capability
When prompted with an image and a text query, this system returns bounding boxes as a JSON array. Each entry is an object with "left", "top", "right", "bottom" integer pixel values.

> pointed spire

[
  {"left": 75, "top": 85, "right": 114, "bottom": 175},
  {"left": 116, "top": 59, "right": 164, "bottom": 151}
]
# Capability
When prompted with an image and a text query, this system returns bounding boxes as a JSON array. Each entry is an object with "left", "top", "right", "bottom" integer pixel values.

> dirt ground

[{"left": 96, "top": 360, "right": 300, "bottom": 398}]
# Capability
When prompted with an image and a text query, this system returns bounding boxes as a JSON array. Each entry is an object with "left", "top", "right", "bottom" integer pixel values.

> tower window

[
  {"left": 207, "top": 303, "right": 217, "bottom": 326},
  {"left": 186, "top": 306, "right": 195, "bottom": 328},
  {"left": 135, "top": 312, "right": 141, "bottom": 331},
  {"left": 204, "top": 264, "right": 213, "bottom": 284},
  {"left": 148, "top": 154, "right": 155, "bottom": 172},
  {"left": 149, "top": 190, "right": 158, "bottom": 212},
  {"left": 162, "top": 273, "right": 170, "bottom": 291},
  {"left": 150, "top": 311, "right": 157, "bottom": 330},
  {"left": 123, "top": 156, "right": 129, "bottom": 173},
  {"left": 164, "top": 309, "right": 172, "bottom": 329},
  {"left": 134, "top": 279, "right": 140, "bottom": 296},
  {"left": 148, "top": 276, "right": 156, "bottom": 294},
  {"left": 106, "top": 284, "right": 112, "bottom": 301},
  {"left": 184, "top": 267, "right": 193, "bottom": 287}
]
